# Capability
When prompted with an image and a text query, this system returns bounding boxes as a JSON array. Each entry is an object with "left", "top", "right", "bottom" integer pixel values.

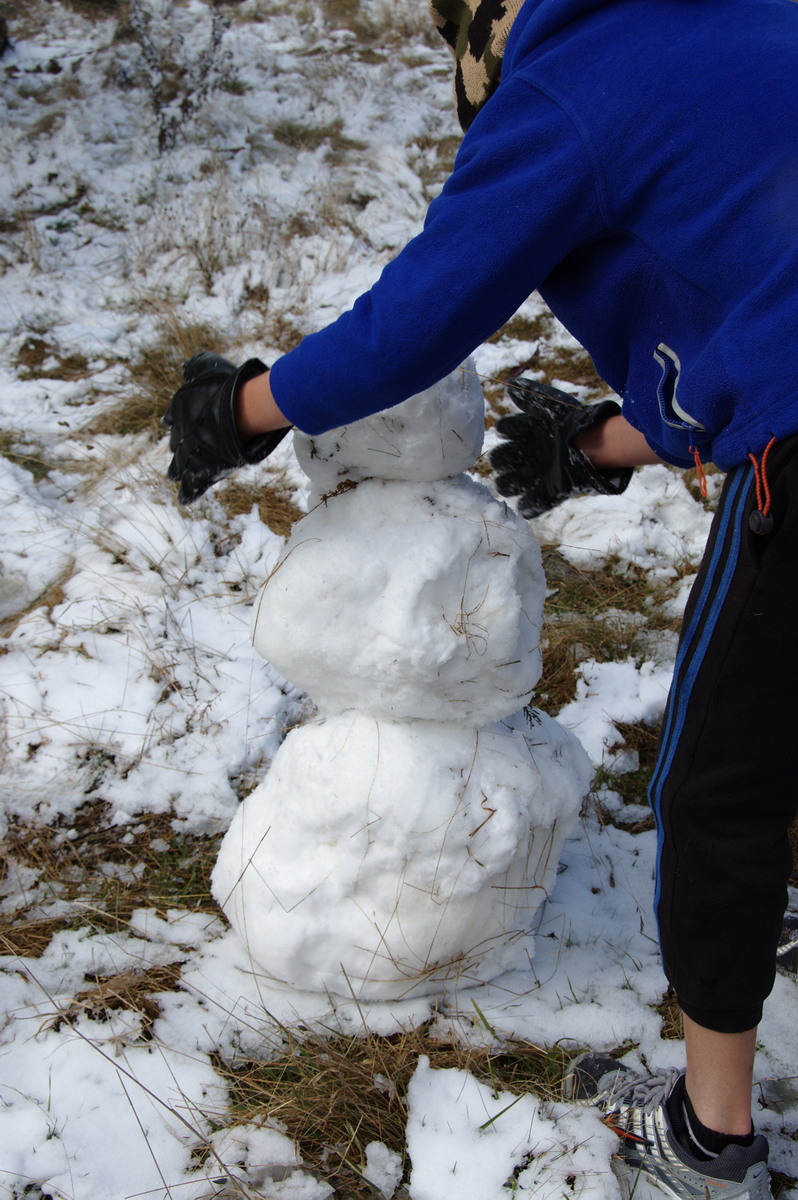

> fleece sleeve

[{"left": 268, "top": 78, "right": 607, "bottom": 434}]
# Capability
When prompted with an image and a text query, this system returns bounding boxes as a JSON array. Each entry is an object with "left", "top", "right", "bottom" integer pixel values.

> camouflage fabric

[{"left": 429, "top": 0, "right": 525, "bottom": 130}]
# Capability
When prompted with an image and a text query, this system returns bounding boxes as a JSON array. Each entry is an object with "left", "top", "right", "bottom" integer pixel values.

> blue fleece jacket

[{"left": 269, "top": 0, "right": 798, "bottom": 470}]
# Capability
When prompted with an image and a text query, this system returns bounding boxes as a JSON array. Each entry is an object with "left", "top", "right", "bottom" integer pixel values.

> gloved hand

[
  {"left": 490, "top": 377, "right": 633, "bottom": 518},
  {"left": 163, "top": 352, "right": 291, "bottom": 504}
]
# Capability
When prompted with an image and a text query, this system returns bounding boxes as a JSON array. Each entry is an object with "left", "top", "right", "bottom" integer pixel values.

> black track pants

[{"left": 650, "top": 438, "right": 798, "bottom": 1033}]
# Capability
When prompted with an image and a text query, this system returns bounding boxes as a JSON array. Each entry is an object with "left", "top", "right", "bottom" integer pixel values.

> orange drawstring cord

[
  {"left": 747, "top": 435, "right": 776, "bottom": 534},
  {"left": 692, "top": 446, "right": 709, "bottom": 498}
]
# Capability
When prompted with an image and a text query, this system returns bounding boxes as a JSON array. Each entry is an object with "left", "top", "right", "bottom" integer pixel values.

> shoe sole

[
  {"left": 614, "top": 1161, "right": 676, "bottom": 1200},
  {"left": 612, "top": 1155, "right": 773, "bottom": 1200}
]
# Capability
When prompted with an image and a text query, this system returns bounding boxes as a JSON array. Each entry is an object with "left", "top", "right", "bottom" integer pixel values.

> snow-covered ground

[{"left": 1, "top": 3, "right": 796, "bottom": 1198}]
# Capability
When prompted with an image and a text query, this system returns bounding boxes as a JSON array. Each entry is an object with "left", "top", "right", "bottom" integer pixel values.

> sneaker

[
  {"left": 776, "top": 913, "right": 798, "bottom": 977},
  {"left": 563, "top": 1053, "right": 772, "bottom": 1200}
]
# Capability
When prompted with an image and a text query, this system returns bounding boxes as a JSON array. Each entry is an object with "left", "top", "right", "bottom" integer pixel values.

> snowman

[{"left": 211, "top": 363, "right": 592, "bottom": 1000}]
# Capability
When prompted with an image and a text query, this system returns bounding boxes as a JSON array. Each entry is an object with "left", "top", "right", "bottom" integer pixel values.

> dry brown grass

[
  {"left": 60, "top": 0, "right": 125, "bottom": 16},
  {"left": 682, "top": 460, "right": 724, "bottom": 508},
  {"left": 0, "top": 560, "right": 75, "bottom": 638},
  {"left": 217, "top": 478, "right": 304, "bottom": 538},
  {"left": 264, "top": 312, "right": 307, "bottom": 355},
  {"left": 593, "top": 719, "right": 661, "bottom": 832},
  {"left": 311, "top": 0, "right": 435, "bottom": 42},
  {"left": 271, "top": 117, "right": 365, "bottom": 159},
  {"left": 654, "top": 988, "right": 683, "bottom": 1041},
  {"left": 218, "top": 1024, "right": 574, "bottom": 1199},
  {"left": 0, "top": 914, "right": 81, "bottom": 958},
  {"left": 536, "top": 549, "right": 681, "bottom": 713},
  {"left": 541, "top": 346, "right": 611, "bottom": 395},
  {"left": 410, "top": 132, "right": 462, "bottom": 198},
  {"left": 481, "top": 311, "right": 611, "bottom": 415},
  {"left": 318, "top": 0, "right": 360, "bottom": 29},
  {"left": 2, "top": 793, "right": 592, "bottom": 1198},
  {"left": 14, "top": 333, "right": 92, "bottom": 382},
  {"left": 45, "top": 961, "right": 185, "bottom": 1037},
  {"left": 86, "top": 317, "right": 229, "bottom": 439},
  {"left": 2, "top": 802, "right": 222, "bottom": 942},
  {"left": 773, "top": 1173, "right": 798, "bottom": 1200},
  {"left": 0, "top": 428, "right": 51, "bottom": 482}
]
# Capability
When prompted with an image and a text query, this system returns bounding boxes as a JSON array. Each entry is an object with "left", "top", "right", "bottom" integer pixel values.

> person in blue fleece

[{"left": 164, "top": 1, "right": 798, "bottom": 1195}]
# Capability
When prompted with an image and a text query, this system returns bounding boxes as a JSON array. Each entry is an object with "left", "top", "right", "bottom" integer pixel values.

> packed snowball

[
  {"left": 292, "top": 359, "right": 486, "bottom": 492},
  {"left": 252, "top": 475, "right": 545, "bottom": 724},
  {"left": 211, "top": 708, "right": 592, "bottom": 998}
]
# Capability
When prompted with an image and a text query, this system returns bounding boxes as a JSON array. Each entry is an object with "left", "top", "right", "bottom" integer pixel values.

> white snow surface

[
  {"left": 0, "top": 4, "right": 796, "bottom": 1200},
  {"left": 405, "top": 1055, "right": 621, "bottom": 1200}
]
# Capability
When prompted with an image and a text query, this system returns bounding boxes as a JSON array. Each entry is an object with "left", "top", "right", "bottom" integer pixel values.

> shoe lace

[{"left": 601, "top": 1067, "right": 683, "bottom": 1115}]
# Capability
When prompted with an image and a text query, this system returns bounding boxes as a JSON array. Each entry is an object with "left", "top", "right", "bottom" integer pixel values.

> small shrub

[{"left": 118, "top": 0, "right": 232, "bottom": 152}]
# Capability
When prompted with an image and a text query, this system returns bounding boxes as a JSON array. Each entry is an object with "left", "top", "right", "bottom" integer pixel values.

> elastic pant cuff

[{"left": 678, "top": 996, "right": 762, "bottom": 1034}]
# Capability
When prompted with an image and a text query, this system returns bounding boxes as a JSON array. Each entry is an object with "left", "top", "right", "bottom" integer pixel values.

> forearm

[
  {"left": 235, "top": 370, "right": 292, "bottom": 437},
  {"left": 574, "top": 413, "right": 664, "bottom": 468},
  {"left": 235, "top": 368, "right": 660, "bottom": 479}
]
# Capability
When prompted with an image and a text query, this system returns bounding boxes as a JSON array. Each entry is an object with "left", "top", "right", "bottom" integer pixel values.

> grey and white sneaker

[
  {"left": 776, "top": 913, "right": 798, "bottom": 977},
  {"left": 563, "top": 1053, "right": 772, "bottom": 1200}
]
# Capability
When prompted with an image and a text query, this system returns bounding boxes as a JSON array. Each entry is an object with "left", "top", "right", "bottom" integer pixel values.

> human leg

[
  {"left": 651, "top": 440, "right": 798, "bottom": 1038},
  {"left": 565, "top": 440, "right": 798, "bottom": 1197},
  {"left": 683, "top": 1016, "right": 755, "bottom": 1139}
]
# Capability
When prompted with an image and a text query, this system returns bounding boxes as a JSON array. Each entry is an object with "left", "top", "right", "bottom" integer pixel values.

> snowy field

[{"left": 0, "top": 2, "right": 796, "bottom": 1198}]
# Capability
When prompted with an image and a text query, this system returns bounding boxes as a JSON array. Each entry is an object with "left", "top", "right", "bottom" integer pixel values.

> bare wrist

[
  {"left": 235, "top": 370, "right": 292, "bottom": 439},
  {"left": 575, "top": 413, "right": 663, "bottom": 469}
]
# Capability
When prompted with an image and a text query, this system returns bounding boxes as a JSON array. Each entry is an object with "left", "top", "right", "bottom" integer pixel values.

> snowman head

[{"left": 293, "top": 359, "right": 485, "bottom": 491}]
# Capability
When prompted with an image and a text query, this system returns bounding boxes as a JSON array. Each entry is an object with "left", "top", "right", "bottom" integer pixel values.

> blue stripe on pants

[{"left": 649, "top": 464, "right": 755, "bottom": 918}]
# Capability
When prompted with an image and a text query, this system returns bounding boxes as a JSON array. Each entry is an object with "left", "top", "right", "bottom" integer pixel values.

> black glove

[
  {"left": 163, "top": 352, "right": 292, "bottom": 504},
  {"left": 490, "top": 377, "right": 633, "bottom": 518}
]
